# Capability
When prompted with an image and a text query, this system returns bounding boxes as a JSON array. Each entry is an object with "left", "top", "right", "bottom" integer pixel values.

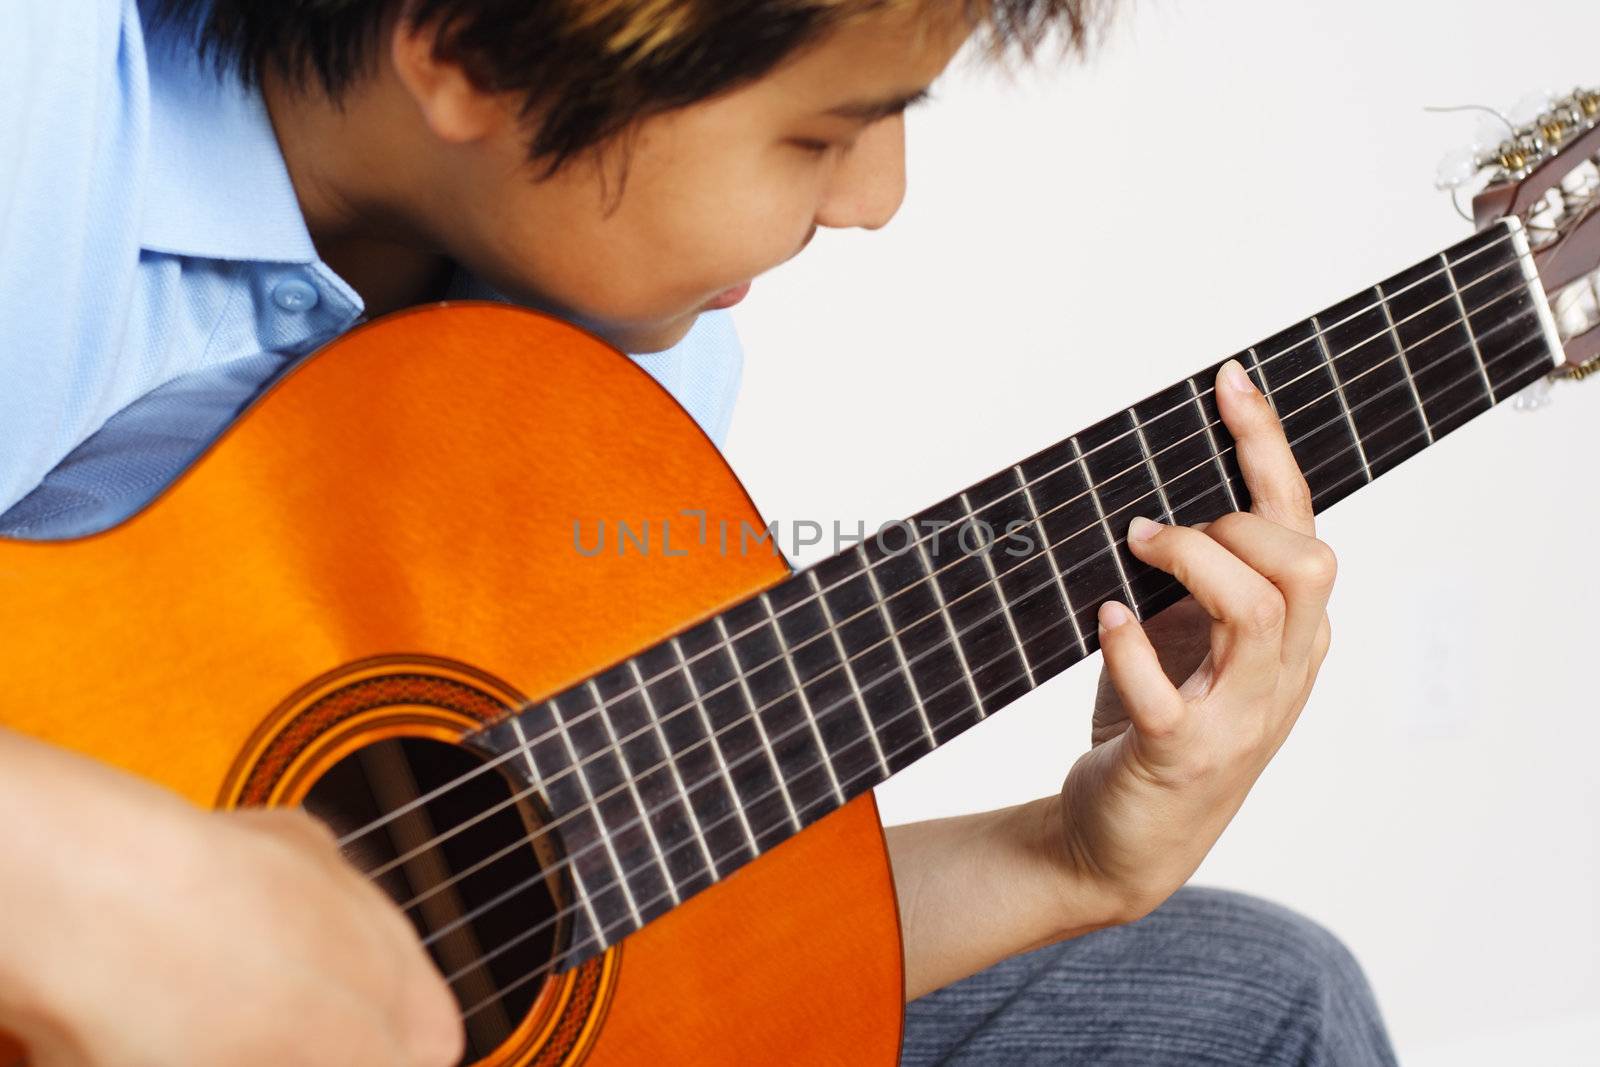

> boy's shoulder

[
  {"left": 0, "top": 0, "right": 360, "bottom": 533},
  {"left": 1, "top": 0, "right": 154, "bottom": 514},
  {"left": 0, "top": 0, "right": 745, "bottom": 540}
]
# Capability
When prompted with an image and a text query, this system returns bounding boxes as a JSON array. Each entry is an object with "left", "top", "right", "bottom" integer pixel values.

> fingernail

[
  {"left": 1128, "top": 516, "right": 1162, "bottom": 543},
  {"left": 1221, "top": 358, "right": 1258, "bottom": 396},
  {"left": 1098, "top": 600, "right": 1132, "bottom": 633}
]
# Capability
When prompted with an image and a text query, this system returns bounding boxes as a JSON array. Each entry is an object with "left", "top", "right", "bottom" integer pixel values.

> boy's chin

[{"left": 605, "top": 313, "right": 701, "bottom": 355}]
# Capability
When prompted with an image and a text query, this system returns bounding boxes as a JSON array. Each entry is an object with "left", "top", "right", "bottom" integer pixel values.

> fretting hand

[{"left": 1054, "top": 358, "right": 1337, "bottom": 924}]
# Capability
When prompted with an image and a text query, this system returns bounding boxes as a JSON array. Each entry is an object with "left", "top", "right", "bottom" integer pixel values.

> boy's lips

[{"left": 699, "top": 227, "right": 813, "bottom": 311}]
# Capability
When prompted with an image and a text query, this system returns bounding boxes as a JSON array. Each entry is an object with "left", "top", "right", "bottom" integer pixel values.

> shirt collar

[{"left": 139, "top": 19, "right": 320, "bottom": 265}]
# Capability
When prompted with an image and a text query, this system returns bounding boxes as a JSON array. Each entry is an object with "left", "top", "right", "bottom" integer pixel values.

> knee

[
  {"left": 1145, "top": 886, "right": 1370, "bottom": 996},
  {"left": 1137, "top": 886, "right": 1393, "bottom": 1061}
]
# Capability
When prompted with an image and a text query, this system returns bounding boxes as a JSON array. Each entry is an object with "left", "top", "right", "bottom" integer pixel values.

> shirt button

[{"left": 272, "top": 277, "right": 321, "bottom": 313}]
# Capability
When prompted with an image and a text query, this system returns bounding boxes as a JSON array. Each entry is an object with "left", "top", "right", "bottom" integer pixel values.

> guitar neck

[{"left": 472, "top": 217, "right": 1562, "bottom": 969}]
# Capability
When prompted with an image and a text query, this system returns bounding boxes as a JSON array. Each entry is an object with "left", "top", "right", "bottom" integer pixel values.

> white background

[{"left": 723, "top": 2, "right": 1600, "bottom": 1063}]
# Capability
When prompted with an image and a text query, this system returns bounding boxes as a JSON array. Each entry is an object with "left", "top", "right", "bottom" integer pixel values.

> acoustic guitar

[{"left": 3, "top": 87, "right": 1598, "bottom": 1066}]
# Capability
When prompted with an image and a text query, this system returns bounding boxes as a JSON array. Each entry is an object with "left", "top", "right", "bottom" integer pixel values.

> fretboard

[{"left": 473, "top": 218, "right": 1559, "bottom": 970}]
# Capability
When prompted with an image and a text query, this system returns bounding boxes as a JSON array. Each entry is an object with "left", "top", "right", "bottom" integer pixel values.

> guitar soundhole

[{"left": 303, "top": 737, "right": 562, "bottom": 1063}]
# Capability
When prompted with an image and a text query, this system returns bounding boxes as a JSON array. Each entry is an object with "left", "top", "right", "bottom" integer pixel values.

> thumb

[{"left": 1097, "top": 601, "right": 1189, "bottom": 761}]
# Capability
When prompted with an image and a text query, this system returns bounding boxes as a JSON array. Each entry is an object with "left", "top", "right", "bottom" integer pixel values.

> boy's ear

[{"left": 389, "top": 15, "right": 509, "bottom": 144}]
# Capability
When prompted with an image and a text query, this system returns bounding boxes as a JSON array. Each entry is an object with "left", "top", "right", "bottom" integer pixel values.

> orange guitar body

[{"left": 0, "top": 305, "right": 906, "bottom": 1065}]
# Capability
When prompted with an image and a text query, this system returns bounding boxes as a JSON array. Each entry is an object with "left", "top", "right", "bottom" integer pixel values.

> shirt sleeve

[
  {"left": 0, "top": 0, "right": 148, "bottom": 512},
  {"left": 633, "top": 309, "right": 745, "bottom": 449}
]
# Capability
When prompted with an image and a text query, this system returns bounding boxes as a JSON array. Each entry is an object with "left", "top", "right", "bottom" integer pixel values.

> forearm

[
  {"left": 883, "top": 794, "right": 1126, "bottom": 1002},
  {"left": 0, "top": 728, "right": 99, "bottom": 1047},
  {"left": 0, "top": 727, "right": 466, "bottom": 1067},
  {"left": 0, "top": 728, "right": 197, "bottom": 1049}
]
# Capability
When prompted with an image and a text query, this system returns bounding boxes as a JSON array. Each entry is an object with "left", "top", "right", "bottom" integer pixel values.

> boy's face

[{"left": 419, "top": 6, "right": 975, "bottom": 352}]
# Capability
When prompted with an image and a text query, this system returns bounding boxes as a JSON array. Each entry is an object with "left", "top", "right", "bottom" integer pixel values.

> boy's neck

[
  {"left": 319, "top": 237, "right": 457, "bottom": 319},
  {"left": 260, "top": 64, "right": 455, "bottom": 319}
]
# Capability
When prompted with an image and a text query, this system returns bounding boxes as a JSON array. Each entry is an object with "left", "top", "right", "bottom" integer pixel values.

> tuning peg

[
  {"left": 1511, "top": 375, "right": 1555, "bottom": 412},
  {"left": 1434, "top": 146, "right": 1484, "bottom": 190},
  {"left": 1510, "top": 90, "right": 1557, "bottom": 126},
  {"left": 1473, "top": 113, "right": 1515, "bottom": 148}
]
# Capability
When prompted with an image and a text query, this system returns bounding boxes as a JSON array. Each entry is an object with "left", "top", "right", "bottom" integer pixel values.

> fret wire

[
  {"left": 509, "top": 717, "right": 604, "bottom": 943},
  {"left": 1244, "top": 346, "right": 1280, "bottom": 417},
  {"left": 1071, "top": 436, "right": 1140, "bottom": 617},
  {"left": 629, "top": 658, "right": 719, "bottom": 880},
  {"left": 508, "top": 717, "right": 544, "bottom": 792},
  {"left": 1188, "top": 378, "right": 1242, "bottom": 513},
  {"left": 1129, "top": 413, "right": 1177, "bottom": 524},
  {"left": 961, "top": 489, "right": 1037, "bottom": 688},
  {"left": 671, "top": 636, "right": 762, "bottom": 856},
  {"left": 550, "top": 695, "right": 642, "bottom": 930},
  {"left": 712, "top": 616, "right": 801, "bottom": 833},
  {"left": 761, "top": 591, "right": 846, "bottom": 805},
  {"left": 342, "top": 230, "right": 1537, "bottom": 874},
  {"left": 478, "top": 229, "right": 1524, "bottom": 818},
  {"left": 444, "top": 282, "right": 1550, "bottom": 974},
  {"left": 1375, "top": 282, "right": 1435, "bottom": 447},
  {"left": 587, "top": 679, "right": 678, "bottom": 906},
  {"left": 488, "top": 293, "right": 1545, "bottom": 898},
  {"left": 1016, "top": 463, "right": 1089, "bottom": 658},
  {"left": 340, "top": 228, "right": 1534, "bottom": 864},
  {"left": 418, "top": 276, "right": 1543, "bottom": 901},
  {"left": 684, "top": 316, "right": 1548, "bottom": 851},
  {"left": 1310, "top": 313, "right": 1374, "bottom": 485},
  {"left": 911, "top": 528, "right": 987, "bottom": 718},
  {"left": 1442, "top": 253, "right": 1499, "bottom": 402},
  {"left": 805, "top": 569, "right": 892, "bottom": 777},
  {"left": 858, "top": 550, "right": 940, "bottom": 746},
  {"left": 463, "top": 320, "right": 1556, "bottom": 1006},
  {"left": 342, "top": 230, "right": 1532, "bottom": 860},
  {"left": 445, "top": 314, "right": 1552, "bottom": 988},
  {"left": 405, "top": 280, "right": 1548, "bottom": 913}
]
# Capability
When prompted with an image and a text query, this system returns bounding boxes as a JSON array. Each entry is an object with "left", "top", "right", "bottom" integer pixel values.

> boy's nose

[{"left": 814, "top": 115, "right": 908, "bottom": 232}]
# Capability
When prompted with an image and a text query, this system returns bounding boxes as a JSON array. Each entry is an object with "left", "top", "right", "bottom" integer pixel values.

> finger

[
  {"left": 339, "top": 867, "right": 463, "bottom": 1066},
  {"left": 1314, "top": 614, "right": 1333, "bottom": 670},
  {"left": 1214, "top": 358, "right": 1316, "bottom": 537},
  {"left": 398, "top": 963, "right": 466, "bottom": 1067},
  {"left": 1125, "top": 516, "right": 1284, "bottom": 676},
  {"left": 324, "top": 996, "right": 422, "bottom": 1067},
  {"left": 1096, "top": 601, "right": 1188, "bottom": 762},
  {"left": 371, "top": 903, "right": 465, "bottom": 1067},
  {"left": 1200, "top": 511, "right": 1337, "bottom": 662}
]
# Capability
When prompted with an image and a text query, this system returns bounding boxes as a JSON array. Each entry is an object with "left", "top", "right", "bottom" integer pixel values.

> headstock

[{"left": 1463, "top": 87, "right": 1600, "bottom": 377}]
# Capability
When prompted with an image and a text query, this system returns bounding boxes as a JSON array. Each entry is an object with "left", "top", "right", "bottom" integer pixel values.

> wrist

[
  {"left": 0, "top": 813, "right": 75, "bottom": 1057},
  {"left": 1021, "top": 793, "right": 1144, "bottom": 933}
]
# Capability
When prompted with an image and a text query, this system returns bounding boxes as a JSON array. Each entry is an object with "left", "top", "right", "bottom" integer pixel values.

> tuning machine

[{"left": 1435, "top": 87, "right": 1600, "bottom": 193}]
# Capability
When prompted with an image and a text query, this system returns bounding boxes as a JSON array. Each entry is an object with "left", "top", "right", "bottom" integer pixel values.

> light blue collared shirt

[{"left": 0, "top": 0, "right": 744, "bottom": 540}]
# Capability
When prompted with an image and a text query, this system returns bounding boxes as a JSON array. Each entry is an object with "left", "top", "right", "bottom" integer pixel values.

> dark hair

[{"left": 154, "top": 0, "right": 1100, "bottom": 175}]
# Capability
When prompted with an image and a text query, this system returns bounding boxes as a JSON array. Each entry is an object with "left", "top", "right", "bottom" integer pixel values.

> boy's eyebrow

[{"left": 823, "top": 86, "right": 933, "bottom": 122}]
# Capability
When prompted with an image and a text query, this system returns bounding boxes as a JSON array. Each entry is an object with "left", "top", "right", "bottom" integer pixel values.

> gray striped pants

[{"left": 900, "top": 885, "right": 1399, "bottom": 1066}]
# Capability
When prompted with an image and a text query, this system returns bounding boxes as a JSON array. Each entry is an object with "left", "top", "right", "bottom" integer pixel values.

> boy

[{"left": 0, "top": 0, "right": 1398, "bottom": 1063}]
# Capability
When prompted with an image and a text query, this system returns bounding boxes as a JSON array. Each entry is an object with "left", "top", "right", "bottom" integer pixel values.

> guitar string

[
  {"left": 384, "top": 267, "right": 1536, "bottom": 908},
  {"left": 376, "top": 261, "right": 1543, "bottom": 903},
  {"left": 449, "top": 321, "right": 1550, "bottom": 1022},
  {"left": 337, "top": 231, "right": 1526, "bottom": 855},
  {"left": 335, "top": 228, "right": 1531, "bottom": 858},
  {"left": 420, "top": 308, "right": 1543, "bottom": 957},
  {"left": 334, "top": 227, "right": 1523, "bottom": 855},
  {"left": 364, "top": 259, "right": 1540, "bottom": 893},
  {"left": 409, "top": 308, "right": 1546, "bottom": 960}
]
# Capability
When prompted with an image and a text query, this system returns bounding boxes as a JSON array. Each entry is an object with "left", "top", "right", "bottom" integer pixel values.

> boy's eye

[{"left": 791, "top": 138, "right": 841, "bottom": 156}]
